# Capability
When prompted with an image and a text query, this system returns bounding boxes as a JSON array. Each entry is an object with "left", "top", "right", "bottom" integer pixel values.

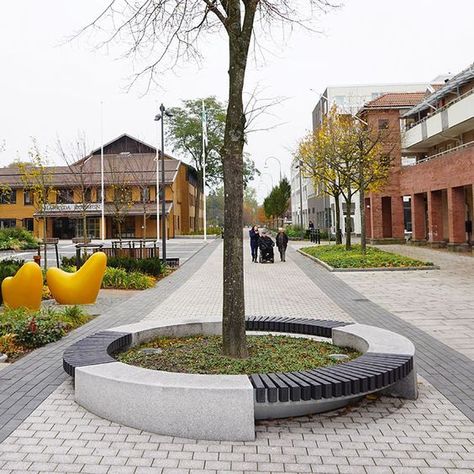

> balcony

[{"left": 402, "top": 88, "right": 474, "bottom": 152}]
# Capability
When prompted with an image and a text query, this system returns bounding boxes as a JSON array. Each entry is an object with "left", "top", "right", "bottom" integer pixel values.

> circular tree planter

[{"left": 63, "top": 318, "right": 416, "bottom": 441}]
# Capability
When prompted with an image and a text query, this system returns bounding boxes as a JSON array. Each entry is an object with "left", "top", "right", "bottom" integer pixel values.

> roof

[
  {"left": 362, "top": 92, "right": 426, "bottom": 110},
  {"left": 404, "top": 62, "right": 474, "bottom": 117},
  {"left": 0, "top": 154, "right": 180, "bottom": 188}
]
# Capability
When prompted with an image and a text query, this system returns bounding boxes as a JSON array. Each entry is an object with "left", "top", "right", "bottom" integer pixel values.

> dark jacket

[
  {"left": 276, "top": 232, "right": 288, "bottom": 250},
  {"left": 258, "top": 235, "right": 274, "bottom": 251},
  {"left": 249, "top": 229, "right": 259, "bottom": 248}
]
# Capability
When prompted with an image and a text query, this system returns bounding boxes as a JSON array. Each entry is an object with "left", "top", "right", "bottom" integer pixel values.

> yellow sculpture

[
  {"left": 47, "top": 252, "right": 107, "bottom": 305},
  {"left": 2, "top": 262, "right": 43, "bottom": 310}
]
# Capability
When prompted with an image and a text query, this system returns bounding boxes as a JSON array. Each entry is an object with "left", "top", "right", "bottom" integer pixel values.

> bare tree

[
  {"left": 57, "top": 133, "right": 95, "bottom": 244},
  {"left": 79, "top": 0, "right": 338, "bottom": 358}
]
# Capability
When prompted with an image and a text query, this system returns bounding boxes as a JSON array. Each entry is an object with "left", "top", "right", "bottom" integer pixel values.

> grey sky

[{"left": 1, "top": 0, "right": 473, "bottom": 202}]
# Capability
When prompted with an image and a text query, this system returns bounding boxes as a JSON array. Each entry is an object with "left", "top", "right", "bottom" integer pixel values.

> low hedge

[
  {"left": 301, "top": 244, "right": 434, "bottom": 269},
  {"left": 0, "top": 228, "right": 38, "bottom": 251},
  {"left": 61, "top": 255, "right": 163, "bottom": 277}
]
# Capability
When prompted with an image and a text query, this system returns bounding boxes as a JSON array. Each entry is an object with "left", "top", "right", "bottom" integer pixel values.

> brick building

[
  {"left": 359, "top": 62, "right": 474, "bottom": 250},
  {"left": 0, "top": 134, "right": 203, "bottom": 239}
]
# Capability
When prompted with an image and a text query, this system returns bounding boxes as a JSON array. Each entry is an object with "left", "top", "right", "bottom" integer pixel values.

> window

[
  {"left": 378, "top": 119, "right": 389, "bottom": 130},
  {"left": 56, "top": 188, "right": 74, "bottom": 204},
  {"left": 23, "top": 218, "right": 34, "bottom": 232},
  {"left": 84, "top": 188, "right": 92, "bottom": 203},
  {"left": 0, "top": 219, "right": 16, "bottom": 229},
  {"left": 342, "top": 202, "right": 356, "bottom": 215},
  {"left": 0, "top": 189, "right": 16, "bottom": 204},
  {"left": 24, "top": 190, "right": 32, "bottom": 205},
  {"left": 334, "top": 96, "right": 345, "bottom": 107}
]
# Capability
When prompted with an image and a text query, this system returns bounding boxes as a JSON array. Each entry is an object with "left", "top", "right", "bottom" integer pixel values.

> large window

[
  {"left": 23, "top": 218, "right": 34, "bottom": 232},
  {"left": 141, "top": 187, "right": 150, "bottom": 203},
  {"left": 56, "top": 188, "right": 74, "bottom": 204},
  {"left": 0, "top": 219, "right": 16, "bottom": 229},
  {"left": 0, "top": 190, "right": 16, "bottom": 204}
]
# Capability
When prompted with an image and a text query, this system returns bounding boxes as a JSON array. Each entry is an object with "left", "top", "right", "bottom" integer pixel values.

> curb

[{"left": 297, "top": 249, "right": 440, "bottom": 272}]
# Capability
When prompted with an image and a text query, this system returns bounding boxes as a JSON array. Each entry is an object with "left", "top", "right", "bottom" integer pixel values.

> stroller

[{"left": 258, "top": 235, "right": 275, "bottom": 263}]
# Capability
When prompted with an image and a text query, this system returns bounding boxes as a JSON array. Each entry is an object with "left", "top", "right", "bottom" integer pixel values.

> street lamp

[
  {"left": 264, "top": 156, "right": 282, "bottom": 183},
  {"left": 294, "top": 161, "right": 304, "bottom": 234},
  {"left": 154, "top": 103, "right": 173, "bottom": 263}
]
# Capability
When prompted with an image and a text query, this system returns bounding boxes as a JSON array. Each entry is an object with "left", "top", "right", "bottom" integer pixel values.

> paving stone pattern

[
  {"left": 0, "top": 241, "right": 218, "bottom": 444},
  {"left": 0, "top": 238, "right": 473, "bottom": 473},
  {"left": 291, "top": 245, "right": 474, "bottom": 423}
]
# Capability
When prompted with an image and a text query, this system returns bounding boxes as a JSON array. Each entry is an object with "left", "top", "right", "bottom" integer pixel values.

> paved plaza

[{"left": 0, "top": 239, "right": 473, "bottom": 473}]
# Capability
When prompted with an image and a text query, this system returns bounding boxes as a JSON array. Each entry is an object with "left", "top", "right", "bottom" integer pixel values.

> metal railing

[
  {"left": 404, "top": 140, "right": 474, "bottom": 166},
  {"left": 405, "top": 87, "right": 474, "bottom": 130}
]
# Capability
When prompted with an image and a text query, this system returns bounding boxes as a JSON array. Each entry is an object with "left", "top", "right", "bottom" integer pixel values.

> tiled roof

[{"left": 364, "top": 92, "right": 426, "bottom": 109}]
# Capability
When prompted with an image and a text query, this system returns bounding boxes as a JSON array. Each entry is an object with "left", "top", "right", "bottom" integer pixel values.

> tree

[
  {"left": 57, "top": 134, "right": 95, "bottom": 244},
  {"left": 81, "top": 0, "right": 337, "bottom": 358},
  {"left": 243, "top": 187, "right": 259, "bottom": 225},
  {"left": 207, "top": 186, "right": 225, "bottom": 227},
  {"left": 18, "top": 141, "right": 54, "bottom": 270},
  {"left": 106, "top": 158, "right": 134, "bottom": 243},
  {"left": 167, "top": 97, "right": 257, "bottom": 230}
]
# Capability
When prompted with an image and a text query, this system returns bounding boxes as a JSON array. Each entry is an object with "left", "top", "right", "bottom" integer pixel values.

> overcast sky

[{"left": 1, "top": 0, "right": 473, "bottom": 202}]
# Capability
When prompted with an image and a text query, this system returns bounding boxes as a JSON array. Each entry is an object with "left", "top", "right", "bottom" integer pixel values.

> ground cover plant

[
  {"left": 0, "top": 228, "right": 38, "bottom": 251},
  {"left": 0, "top": 305, "right": 90, "bottom": 360},
  {"left": 116, "top": 334, "right": 360, "bottom": 375},
  {"left": 301, "top": 244, "right": 434, "bottom": 269}
]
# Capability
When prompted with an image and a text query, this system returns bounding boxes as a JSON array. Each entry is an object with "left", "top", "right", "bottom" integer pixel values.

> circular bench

[{"left": 63, "top": 317, "right": 416, "bottom": 441}]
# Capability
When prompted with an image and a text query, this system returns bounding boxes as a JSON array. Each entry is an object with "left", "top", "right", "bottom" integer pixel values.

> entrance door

[{"left": 53, "top": 218, "right": 75, "bottom": 239}]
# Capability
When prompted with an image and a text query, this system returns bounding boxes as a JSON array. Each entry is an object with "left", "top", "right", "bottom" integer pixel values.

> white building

[{"left": 292, "top": 82, "right": 434, "bottom": 235}]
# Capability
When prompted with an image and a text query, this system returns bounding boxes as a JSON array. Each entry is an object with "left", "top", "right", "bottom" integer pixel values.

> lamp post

[
  {"left": 264, "top": 156, "right": 282, "bottom": 183},
  {"left": 295, "top": 161, "right": 304, "bottom": 236},
  {"left": 154, "top": 104, "right": 172, "bottom": 263}
]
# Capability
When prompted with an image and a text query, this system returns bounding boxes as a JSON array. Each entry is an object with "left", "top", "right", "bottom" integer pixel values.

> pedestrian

[
  {"left": 276, "top": 227, "right": 289, "bottom": 262},
  {"left": 308, "top": 220, "right": 314, "bottom": 230},
  {"left": 249, "top": 225, "right": 259, "bottom": 263}
]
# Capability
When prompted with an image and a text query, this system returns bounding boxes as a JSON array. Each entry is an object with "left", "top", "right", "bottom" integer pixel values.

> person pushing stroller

[{"left": 258, "top": 230, "right": 275, "bottom": 263}]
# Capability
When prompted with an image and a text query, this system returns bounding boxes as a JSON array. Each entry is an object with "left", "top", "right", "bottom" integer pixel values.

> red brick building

[{"left": 359, "top": 63, "right": 474, "bottom": 251}]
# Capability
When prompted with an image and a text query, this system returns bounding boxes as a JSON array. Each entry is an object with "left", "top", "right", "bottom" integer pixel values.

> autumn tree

[
  {"left": 57, "top": 134, "right": 95, "bottom": 244},
  {"left": 81, "top": 0, "right": 337, "bottom": 358},
  {"left": 18, "top": 141, "right": 54, "bottom": 269}
]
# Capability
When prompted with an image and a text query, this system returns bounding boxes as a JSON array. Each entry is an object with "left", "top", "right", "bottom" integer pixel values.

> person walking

[
  {"left": 276, "top": 227, "right": 289, "bottom": 262},
  {"left": 249, "top": 225, "right": 259, "bottom": 263}
]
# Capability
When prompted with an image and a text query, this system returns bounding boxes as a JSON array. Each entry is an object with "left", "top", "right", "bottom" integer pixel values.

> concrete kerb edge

[{"left": 297, "top": 248, "right": 440, "bottom": 272}]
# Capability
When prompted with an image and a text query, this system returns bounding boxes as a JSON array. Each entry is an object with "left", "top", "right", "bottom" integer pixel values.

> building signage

[{"left": 44, "top": 203, "right": 103, "bottom": 213}]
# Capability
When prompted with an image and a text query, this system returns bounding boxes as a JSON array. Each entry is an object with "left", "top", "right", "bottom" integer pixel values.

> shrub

[
  {"left": 0, "top": 228, "right": 38, "bottom": 251},
  {"left": 0, "top": 306, "right": 89, "bottom": 356},
  {"left": 182, "top": 226, "right": 222, "bottom": 235},
  {"left": 102, "top": 267, "right": 155, "bottom": 290},
  {"left": 61, "top": 255, "right": 163, "bottom": 277}
]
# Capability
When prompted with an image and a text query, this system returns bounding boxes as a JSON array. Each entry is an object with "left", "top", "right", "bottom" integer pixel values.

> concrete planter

[{"left": 64, "top": 319, "right": 417, "bottom": 441}]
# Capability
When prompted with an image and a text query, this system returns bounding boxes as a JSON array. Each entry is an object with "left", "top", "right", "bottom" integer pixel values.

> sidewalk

[{"left": 0, "top": 240, "right": 473, "bottom": 473}]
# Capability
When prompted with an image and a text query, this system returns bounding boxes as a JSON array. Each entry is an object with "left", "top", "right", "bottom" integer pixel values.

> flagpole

[
  {"left": 100, "top": 101, "right": 105, "bottom": 241},
  {"left": 202, "top": 100, "right": 207, "bottom": 241},
  {"left": 155, "top": 105, "right": 160, "bottom": 242}
]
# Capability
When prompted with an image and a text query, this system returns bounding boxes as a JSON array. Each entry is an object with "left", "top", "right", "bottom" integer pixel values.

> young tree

[
  {"left": 106, "top": 158, "right": 134, "bottom": 243},
  {"left": 18, "top": 141, "right": 54, "bottom": 269},
  {"left": 57, "top": 134, "right": 95, "bottom": 244},
  {"left": 81, "top": 0, "right": 337, "bottom": 358}
]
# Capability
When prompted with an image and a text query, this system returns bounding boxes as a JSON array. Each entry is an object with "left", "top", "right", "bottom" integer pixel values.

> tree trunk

[
  {"left": 43, "top": 214, "right": 48, "bottom": 271},
  {"left": 359, "top": 189, "right": 366, "bottom": 254},
  {"left": 334, "top": 193, "right": 342, "bottom": 245},
  {"left": 83, "top": 214, "right": 87, "bottom": 244},
  {"left": 143, "top": 211, "right": 147, "bottom": 239},
  {"left": 222, "top": 16, "right": 252, "bottom": 358},
  {"left": 344, "top": 195, "right": 352, "bottom": 250}
]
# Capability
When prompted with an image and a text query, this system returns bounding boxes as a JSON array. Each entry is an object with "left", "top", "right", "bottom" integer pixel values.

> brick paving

[{"left": 0, "top": 238, "right": 473, "bottom": 473}]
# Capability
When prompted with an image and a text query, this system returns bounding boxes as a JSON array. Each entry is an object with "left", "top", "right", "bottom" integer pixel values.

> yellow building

[{"left": 0, "top": 134, "right": 203, "bottom": 239}]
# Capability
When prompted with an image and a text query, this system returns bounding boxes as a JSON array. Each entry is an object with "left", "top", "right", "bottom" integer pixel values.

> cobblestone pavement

[
  {"left": 0, "top": 239, "right": 473, "bottom": 473},
  {"left": 335, "top": 245, "right": 474, "bottom": 360}
]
